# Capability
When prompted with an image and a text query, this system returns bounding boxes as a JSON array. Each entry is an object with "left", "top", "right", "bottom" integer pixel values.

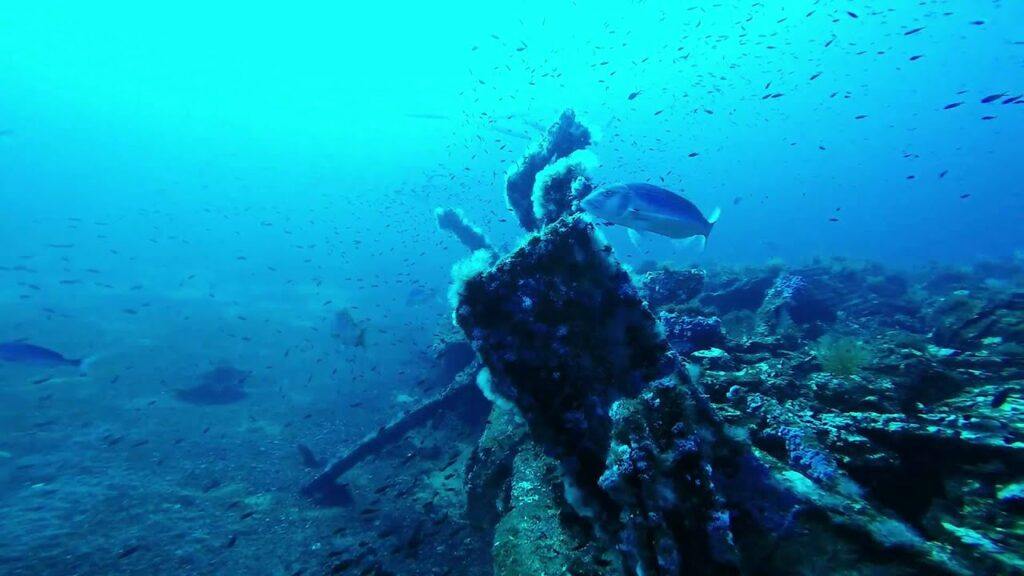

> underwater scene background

[{"left": 1, "top": 2, "right": 1022, "bottom": 575}]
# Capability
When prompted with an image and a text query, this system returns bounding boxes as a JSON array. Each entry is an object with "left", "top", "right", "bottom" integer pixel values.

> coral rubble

[
  {"left": 456, "top": 214, "right": 738, "bottom": 575},
  {"left": 438, "top": 111, "right": 1022, "bottom": 575},
  {"left": 313, "top": 110, "right": 1023, "bottom": 576},
  {"left": 457, "top": 249, "right": 1024, "bottom": 574}
]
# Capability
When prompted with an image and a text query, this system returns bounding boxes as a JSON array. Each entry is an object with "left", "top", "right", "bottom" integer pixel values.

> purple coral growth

[
  {"left": 767, "top": 274, "right": 807, "bottom": 301},
  {"left": 660, "top": 312, "right": 725, "bottom": 354},
  {"left": 775, "top": 426, "right": 838, "bottom": 482}
]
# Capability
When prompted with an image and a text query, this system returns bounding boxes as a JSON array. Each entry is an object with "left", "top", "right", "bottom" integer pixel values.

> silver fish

[{"left": 580, "top": 183, "right": 720, "bottom": 247}]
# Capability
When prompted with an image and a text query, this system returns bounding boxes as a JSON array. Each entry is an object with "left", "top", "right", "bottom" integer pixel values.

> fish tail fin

[
  {"left": 707, "top": 207, "right": 721, "bottom": 226},
  {"left": 702, "top": 207, "right": 721, "bottom": 251},
  {"left": 78, "top": 355, "right": 98, "bottom": 376}
]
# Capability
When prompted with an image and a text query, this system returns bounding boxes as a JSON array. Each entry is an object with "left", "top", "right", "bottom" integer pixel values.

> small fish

[
  {"left": 627, "top": 90, "right": 641, "bottom": 100},
  {"left": 117, "top": 545, "right": 141, "bottom": 559},
  {"left": 980, "top": 93, "right": 1005, "bottom": 104},
  {"left": 904, "top": 27, "right": 925, "bottom": 36},
  {"left": 580, "top": 183, "right": 720, "bottom": 248},
  {"left": 0, "top": 342, "right": 89, "bottom": 369},
  {"left": 943, "top": 102, "right": 963, "bottom": 110}
]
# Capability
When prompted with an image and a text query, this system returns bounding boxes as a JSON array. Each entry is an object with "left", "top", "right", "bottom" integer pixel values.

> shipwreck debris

[{"left": 302, "top": 363, "right": 487, "bottom": 505}]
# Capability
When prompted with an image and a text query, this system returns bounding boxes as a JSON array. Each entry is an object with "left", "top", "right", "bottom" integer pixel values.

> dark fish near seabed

[
  {"left": 175, "top": 365, "right": 250, "bottom": 405},
  {"left": 0, "top": 342, "right": 90, "bottom": 370}
]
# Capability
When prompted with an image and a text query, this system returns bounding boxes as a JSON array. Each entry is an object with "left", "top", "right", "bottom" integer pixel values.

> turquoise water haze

[
  {"left": 3, "top": 2, "right": 1021, "bottom": 269},
  {"left": 1, "top": 3, "right": 1023, "bottom": 575}
]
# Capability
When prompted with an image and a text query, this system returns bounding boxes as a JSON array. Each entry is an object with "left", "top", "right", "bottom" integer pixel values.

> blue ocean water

[{"left": 1, "top": 2, "right": 1022, "bottom": 575}]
